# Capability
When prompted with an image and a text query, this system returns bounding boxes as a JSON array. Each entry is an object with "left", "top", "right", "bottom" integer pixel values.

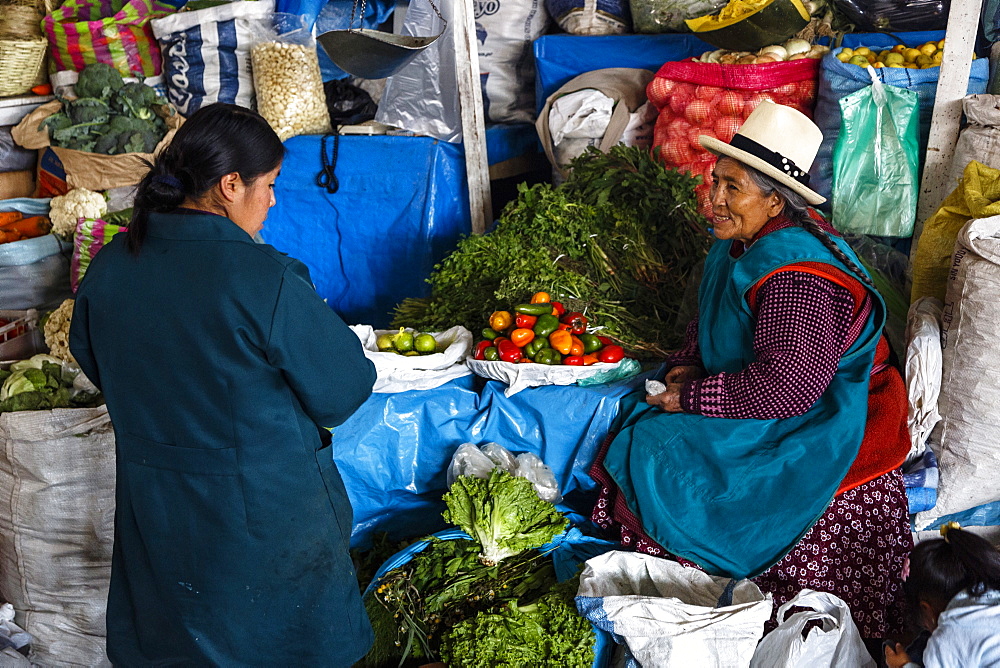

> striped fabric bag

[
  {"left": 72, "top": 217, "right": 126, "bottom": 293},
  {"left": 43, "top": 0, "right": 176, "bottom": 78}
]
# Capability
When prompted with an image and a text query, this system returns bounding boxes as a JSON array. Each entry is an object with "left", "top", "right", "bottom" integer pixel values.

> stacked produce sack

[
  {"left": 810, "top": 32, "right": 990, "bottom": 206},
  {"left": 648, "top": 39, "right": 826, "bottom": 218}
]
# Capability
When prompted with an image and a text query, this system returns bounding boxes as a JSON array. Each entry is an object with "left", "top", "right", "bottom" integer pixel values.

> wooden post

[
  {"left": 454, "top": 0, "right": 493, "bottom": 235},
  {"left": 912, "top": 0, "right": 981, "bottom": 256}
]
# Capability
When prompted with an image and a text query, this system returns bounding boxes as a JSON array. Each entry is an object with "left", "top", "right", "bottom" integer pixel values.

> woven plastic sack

[
  {"left": 72, "top": 217, "right": 126, "bottom": 293},
  {"left": 648, "top": 58, "right": 820, "bottom": 219},
  {"left": 915, "top": 216, "right": 1000, "bottom": 529},
  {"left": 43, "top": 0, "right": 175, "bottom": 78},
  {"left": 948, "top": 95, "right": 1000, "bottom": 187},
  {"left": 910, "top": 161, "right": 1000, "bottom": 303},
  {"left": 630, "top": 0, "right": 726, "bottom": 33},
  {"left": 831, "top": 68, "right": 919, "bottom": 237},
  {"left": 0, "top": 198, "right": 73, "bottom": 311},
  {"left": 0, "top": 407, "right": 115, "bottom": 667},
  {"left": 810, "top": 33, "right": 989, "bottom": 206}
]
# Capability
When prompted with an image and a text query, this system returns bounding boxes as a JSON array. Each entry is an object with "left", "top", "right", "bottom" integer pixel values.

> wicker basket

[{"left": 0, "top": 36, "right": 47, "bottom": 96}]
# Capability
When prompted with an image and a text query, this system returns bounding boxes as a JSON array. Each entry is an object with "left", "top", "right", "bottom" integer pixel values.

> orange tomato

[{"left": 530, "top": 291, "right": 551, "bottom": 304}]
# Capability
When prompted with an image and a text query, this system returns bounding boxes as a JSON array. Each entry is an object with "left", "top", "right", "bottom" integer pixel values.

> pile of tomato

[{"left": 472, "top": 292, "right": 626, "bottom": 366}]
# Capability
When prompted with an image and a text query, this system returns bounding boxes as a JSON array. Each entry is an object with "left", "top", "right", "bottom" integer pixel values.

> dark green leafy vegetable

[
  {"left": 0, "top": 357, "right": 103, "bottom": 413},
  {"left": 73, "top": 63, "right": 124, "bottom": 100},
  {"left": 392, "top": 146, "right": 712, "bottom": 357},
  {"left": 439, "top": 576, "right": 594, "bottom": 668},
  {"left": 67, "top": 98, "right": 111, "bottom": 125}
]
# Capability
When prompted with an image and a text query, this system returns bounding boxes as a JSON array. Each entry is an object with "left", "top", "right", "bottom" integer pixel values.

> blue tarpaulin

[
  {"left": 331, "top": 373, "right": 652, "bottom": 548},
  {"left": 263, "top": 134, "right": 470, "bottom": 328},
  {"left": 533, "top": 33, "right": 714, "bottom": 113}
]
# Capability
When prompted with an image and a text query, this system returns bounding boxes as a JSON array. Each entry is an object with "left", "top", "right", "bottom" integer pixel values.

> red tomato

[
  {"left": 597, "top": 345, "right": 625, "bottom": 364},
  {"left": 563, "top": 356, "right": 584, "bottom": 366}
]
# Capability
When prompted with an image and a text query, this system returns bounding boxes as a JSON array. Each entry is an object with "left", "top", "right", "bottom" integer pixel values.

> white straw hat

[{"left": 699, "top": 100, "right": 826, "bottom": 205}]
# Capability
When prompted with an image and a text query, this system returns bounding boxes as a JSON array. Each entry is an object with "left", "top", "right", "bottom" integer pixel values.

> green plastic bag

[{"left": 832, "top": 66, "right": 920, "bottom": 237}]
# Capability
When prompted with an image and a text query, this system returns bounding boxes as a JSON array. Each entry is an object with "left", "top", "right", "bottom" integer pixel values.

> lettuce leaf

[{"left": 442, "top": 468, "right": 568, "bottom": 565}]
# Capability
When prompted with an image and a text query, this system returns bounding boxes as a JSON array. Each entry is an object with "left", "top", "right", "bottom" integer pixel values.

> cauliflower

[
  {"left": 49, "top": 188, "right": 107, "bottom": 238},
  {"left": 43, "top": 299, "right": 76, "bottom": 365}
]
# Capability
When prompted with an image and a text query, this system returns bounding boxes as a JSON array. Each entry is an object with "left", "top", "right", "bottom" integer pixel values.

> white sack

[
  {"left": 0, "top": 407, "right": 114, "bottom": 667},
  {"left": 576, "top": 551, "right": 772, "bottom": 668},
  {"left": 749, "top": 589, "right": 874, "bottom": 668},
  {"left": 916, "top": 216, "right": 1000, "bottom": 528},
  {"left": 905, "top": 297, "right": 944, "bottom": 460},
  {"left": 947, "top": 95, "right": 1000, "bottom": 188},
  {"left": 350, "top": 325, "right": 472, "bottom": 393},
  {"left": 477, "top": 0, "right": 549, "bottom": 123}
]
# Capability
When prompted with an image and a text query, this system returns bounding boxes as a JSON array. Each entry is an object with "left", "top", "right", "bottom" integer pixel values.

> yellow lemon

[
  {"left": 836, "top": 49, "right": 853, "bottom": 63},
  {"left": 877, "top": 50, "right": 890, "bottom": 61},
  {"left": 871, "top": 61, "right": 884, "bottom": 68},
  {"left": 919, "top": 42, "right": 937, "bottom": 56},
  {"left": 903, "top": 48, "right": 921, "bottom": 63},
  {"left": 854, "top": 46, "right": 871, "bottom": 56},
  {"left": 932, "top": 50, "right": 943, "bottom": 63},
  {"left": 887, "top": 63, "right": 905, "bottom": 68},
  {"left": 892, "top": 44, "right": 906, "bottom": 54},
  {"left": 937, "top": 39, "right": 946, "bottom": 49},
  {"left": 883, "top": 52, "right": 904, "bottom": 66}
]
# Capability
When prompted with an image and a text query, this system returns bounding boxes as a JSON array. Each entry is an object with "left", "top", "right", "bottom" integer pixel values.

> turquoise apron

[{"left": 602, "top": 226, "right": 885, "bottom": 578}]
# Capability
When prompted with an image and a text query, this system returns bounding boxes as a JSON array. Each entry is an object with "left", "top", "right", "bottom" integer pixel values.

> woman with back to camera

[{"left": 69, "top": 103, "right": 377, "bottom": 665}]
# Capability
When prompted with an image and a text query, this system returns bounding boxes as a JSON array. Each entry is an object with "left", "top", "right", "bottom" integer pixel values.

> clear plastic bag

[
  {"left": 447, "top": 442, "right": 563, "bottom": 503},
  {"left": 832, "top": 0, "right": 949, "bottom": 32},
  {"left": 251, "top": 13, "right": 331, "bottom": 141},
  {"left": 629, "top": 0, "right": 727, "bottom": 33}
]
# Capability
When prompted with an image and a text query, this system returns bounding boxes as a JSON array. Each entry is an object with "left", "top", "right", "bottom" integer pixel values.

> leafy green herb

[{"left": 392, "top": 146, "right": 711, "bottom": 356}]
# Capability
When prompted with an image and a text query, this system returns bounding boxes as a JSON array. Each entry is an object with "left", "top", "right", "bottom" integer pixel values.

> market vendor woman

[
  {"left": 591, "top": 101, "right": 912, "bottom": 642},
  {"left": 70, "top": 104, "right": 377, "bottom": 665}
]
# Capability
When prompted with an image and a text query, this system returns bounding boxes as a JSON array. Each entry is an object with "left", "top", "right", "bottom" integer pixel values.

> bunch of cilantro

[
  {"left": 358, "top": 469, "right": 593, "bottom": 668},
  {"left": 40, "top": 63, "right": 169, "bottom": 155},
  {"left": 392, "top": 146, "right": 712, "bottom": 357}
]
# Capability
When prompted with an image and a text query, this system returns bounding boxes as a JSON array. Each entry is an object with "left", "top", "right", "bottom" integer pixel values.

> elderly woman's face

[{"left": 708, "top": 157, "right": 784, "bottom": 243}]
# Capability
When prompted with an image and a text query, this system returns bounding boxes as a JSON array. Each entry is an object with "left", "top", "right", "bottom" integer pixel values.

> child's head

[{"left": 904, "top": 524, "right": 1000, "bottom": 631}]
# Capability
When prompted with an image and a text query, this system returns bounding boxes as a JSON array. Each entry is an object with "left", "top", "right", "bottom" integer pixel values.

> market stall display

[
  {"left": 358, "top": 467, "right": 603, "bottom": 667},
  {"left": 393, "top": 146, "right": 711, "bottom": 356},
  {"left": 350, "top": 324, "right": 473, "bottom": 392},
  {"left": 0, "top": 198, "right": 72, "bottom": 312}
]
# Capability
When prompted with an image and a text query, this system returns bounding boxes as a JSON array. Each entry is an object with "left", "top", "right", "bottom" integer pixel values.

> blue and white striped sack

[
  {"left": 151, "top": 0, "right": 275, "bottom": 117},
  {"left": 904, "top": 449, "right": 939, "bottom": 514},
  {"left": 576, "top": 551, "right": 772, "bottom": 668}
]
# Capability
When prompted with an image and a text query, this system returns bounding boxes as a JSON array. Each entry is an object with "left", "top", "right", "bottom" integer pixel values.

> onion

[
  {"left": 788, "top": 53, "right": 812, "bottom": 61},
  {"left": 759, "top": 45, "right": 788, "bottom": 60},
  {"left": 754, "top": 55, "right": 781, "bottom": 64},
  {"left": 783, "top": 38, "right": 812, "bottom": 57},
  {"left": 707, "top": 49, "right": 725, "bottom": 64},
  {"left": 737, "top": 54, "right": 758, "bottom": 64}
]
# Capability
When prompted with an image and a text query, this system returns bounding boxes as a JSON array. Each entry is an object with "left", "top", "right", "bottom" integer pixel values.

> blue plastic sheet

[
  {"left": 331, "top": 372, "right": 652, "bottom": 549},
  {"left": 262, "top": 134, "right": 470, "bottom": 328},
  {"left": 486, "top": 123, "right": 541, "bottom": 166},
  {"left": 363, "top": 527, "right": 618, "bottom": 668},
  {"left": 811, "top": 31, "right": 989, "bottom": 208},
  {"left": 533, "top": 33, "right": 713, "bottom": 113}
]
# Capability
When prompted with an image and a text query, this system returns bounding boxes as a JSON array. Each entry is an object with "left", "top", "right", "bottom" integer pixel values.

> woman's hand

[
  {"left": 665, "top": 365, "right": 703, "bottom": 384},
  {"left": 883, "top": 641, "right": 911, "bottom": 668},
  {"left": 646, "top": 383, "right": 683, "bottom": 412}
]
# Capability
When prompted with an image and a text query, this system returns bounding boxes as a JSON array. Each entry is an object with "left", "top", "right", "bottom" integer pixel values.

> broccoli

[
  {"left": 74, "top": 63, "right": 124, "bottom": 100},
  {"left": 93, "top": 132, "right": 121, "bottom": 155},
  {"left": 67, "top": 98, "right": 111, "bottom": 125},
  {"left": 108, "top": 114, "right": 151, "bottom": 134},
  {"left": 40, "top": 112, "right": 73, "bottom": 134},
  {"left": 113, "top": 82, "right": 158, "bottom": 120},
  {"left": 116, "top": 130, "right": 158, "bottom": 154}
]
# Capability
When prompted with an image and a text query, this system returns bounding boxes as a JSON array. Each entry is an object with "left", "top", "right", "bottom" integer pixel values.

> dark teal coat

[{"left": 70, "top": 211, "right": 377, "bottom": 666}]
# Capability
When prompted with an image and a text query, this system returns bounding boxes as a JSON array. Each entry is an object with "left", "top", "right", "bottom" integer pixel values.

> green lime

[
  {"left": 414, "top": 333, "right": 437, "bottom": 354},
  {"left": 403, "top": 350, "right": 421, "bottom": 357},
  {"left": 376, "top": 333, "right": 395, "bottom": 351},
  {"left": 392, "top": 330, "right": 414, "bottom": 352}
]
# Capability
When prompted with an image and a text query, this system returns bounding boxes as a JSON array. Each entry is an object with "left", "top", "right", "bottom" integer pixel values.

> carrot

[
  {"left": 0, "top": 229, "right": 23, "bottom": 244},
  {"left": 0, "top": 216, "right": 51, "bottom": 239},
  {"left": 31, "top": 84, "right": 53, "bottom": 96},
  {"left": 0, "top": 211, "right": 22, "bottom": 226}
]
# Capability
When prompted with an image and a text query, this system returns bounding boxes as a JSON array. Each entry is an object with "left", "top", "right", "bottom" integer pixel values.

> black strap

[
  {"left": 316, "top": 130, "right": 341, "bottom": 194},
  {"left": 729, "top": 134, "right": 811, "bottom": 186}
]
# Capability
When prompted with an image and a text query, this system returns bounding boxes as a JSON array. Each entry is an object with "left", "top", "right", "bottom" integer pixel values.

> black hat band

[{"left": 729, "top": 134, "right": 811, "bottom": 187}]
